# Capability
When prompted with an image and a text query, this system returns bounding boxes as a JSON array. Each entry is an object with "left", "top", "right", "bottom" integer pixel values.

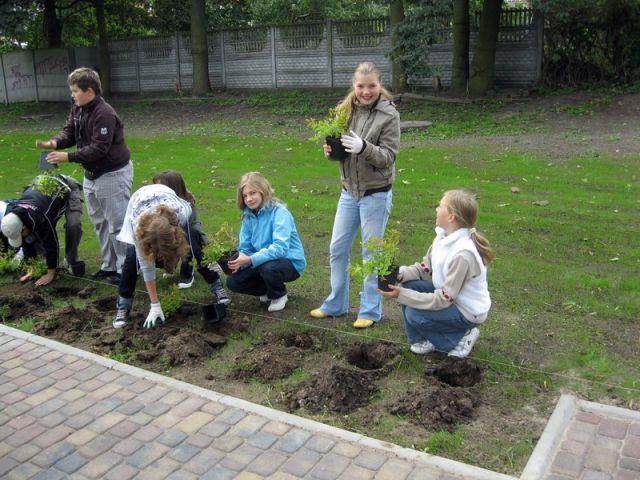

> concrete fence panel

[
  {"left": 33, "top": 49, "right": 70, "bottom": 101},
  {"left": 3, "top": 50, "right": 37, "bottom": 103}
]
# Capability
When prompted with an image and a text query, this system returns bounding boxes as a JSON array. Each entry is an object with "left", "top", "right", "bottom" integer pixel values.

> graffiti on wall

[
  {"left": 10, "top": 64, "right": 34, "bottom": 90},
  {"left": 35, "top": 55, "right": 69, "bottom": 76}
]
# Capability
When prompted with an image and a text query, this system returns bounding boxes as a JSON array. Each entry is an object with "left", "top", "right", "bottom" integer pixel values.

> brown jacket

[
  {"left": 340, "top": 97, "right": 400, "bottom": 197},
  {"left": 54, "top": 96, "right": 130, "bottom": 180}
]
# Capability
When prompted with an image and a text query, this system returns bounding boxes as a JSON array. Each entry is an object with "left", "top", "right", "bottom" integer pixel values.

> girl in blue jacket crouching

[{"left": 226, "top": 172, "right": 306, "bottom": 312}]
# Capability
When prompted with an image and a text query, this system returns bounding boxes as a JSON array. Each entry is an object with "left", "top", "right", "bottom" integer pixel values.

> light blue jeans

[{"left": 320, "top": 189, "right": 392, "bottom": 322}]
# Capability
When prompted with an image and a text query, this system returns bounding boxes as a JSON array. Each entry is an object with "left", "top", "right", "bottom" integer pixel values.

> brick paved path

[
  {"left": 0, "top": 326, "right": 512, "bottom": 480},
  {"left": 542, "top": 400, "right": 640, "bottom": 480}
]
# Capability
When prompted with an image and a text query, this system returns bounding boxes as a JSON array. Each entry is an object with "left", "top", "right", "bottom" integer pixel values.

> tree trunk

[
  {"left": 451, "top": 0, "right": 469, "bottom": 96},
  {"left": 94, "top": 0, "right": 110, "bottom": 96},
  {"left": 190, "top": 0, "right": 211, "bottom": 95},
  {"left": 43, "top": 0, "right": 62, "bottom": 48},
  {"left": 469, "top": 0, "right": 503, "bottom": 96},
  {"left": 390, "top": 0, "right": 406, "bottom": 93}
]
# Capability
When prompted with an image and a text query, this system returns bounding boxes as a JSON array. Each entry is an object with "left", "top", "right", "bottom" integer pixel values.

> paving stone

[
  {"left": 79, "top": 379, "right": 106, "bottom": 393},
  {"left": 126, "top": 442, "right": 169, "bottom": 469},
  {"left": 87, "top": 411, "right": 126, "bottom": 434},
  {"left": 95, "top": 370, "right": 122, "bottom": 383},
  {"left": 138, "top": 385, "right": 170, "bottom": 403},
  {"left": 575, "top": 411, "right": 602, "bottom": 424},
  {"left": 584, "top": 445, "right": 618, "bottom": 472},
  {"left": 246, "top": 430, "right": 279, "bottom": 450},
  {"left": 112, "top": 437, "right": 143, "bottom": 456},
  {"left": 9, "top": 443, "right": 40, "bottom": 462},
  {"left": 599, "top": 418, "right": 629, "bottom": 439},
  {"left": 22, "top": 376, "right": 56, "bottom": 394},
  {"left": 117, "top": 400, "right": 145, "bottom": 416},
  {"left": 135, "top": 457, "right": 181, "bottom": 480},
  {"left": 216, "top": 407, "right": 247, "bottom": 425},
  {"left": 103, "top": 462, "right": 139, "bottom": 480},
  {"left": 78, "top": 433, "right": 120, "bottom": 459},
  {"left": 200, "top": 420, "right": 231, "bottom": 438},
  {"left": 60, "top": 397, "right": 96, "bottom": 417},
  {"left": 171, "top": 397, "right": 207, "bottom": 418},
  {"left": 183, "top": 448, "right": 225, "bottom": 475},
  {"left": 214, "top": 434, "right": 244, "bottom": 452},
  {"left": 560, "top": 438, "right": 590, "bottom": 456},
  {"left": 113, "top": 388, "right": 136, "bottom": 402},
  {"left": 281, "top": 448, "right": 322, "bottom": 477},
  {"left": 30, "top": 399, "right": 66, "bottom": 418},
  {"left": 32, "top": 424, "right": 74, "bottom": 449},
  {"left": 375, "top": 458, "right": 414, "bottom": 480},
  {"left": 67, "top": 428, "right": 99, "bottom": 446},
  {"left": 31, "top": 363, "right": 63, "bottom": 378},
  {"left": 109, "top": 419, "right": 140, "bottom": 438},
  {"left": 141, "top": 401, "right": 172, "bottom": 416},
  {"left": 129, "top": 411, "right": 154, "bottom": 426},
  {"left": 75, "top": 365, "right": 107, "bottom": 382},
  {"left": 408, "top": 467, "right": 444, "bottom": 479},
  {"left": 77, "top": 451, "right": 123, "bottom": 479},
  {"left": 168, "top": 443, "right": 201, "bottom": 463},
  {"left": 338, "top": 463, "right": 376, "bottom": 479},
  {"left": 200, "top": 401, "right": 225, "bottom": 415},
  {"left": 49, "top": 367, "right": 75, "bottom": 380},
  {"left": 305, "top": 435, "right": 336, "bottom": 454},
  {"left": 65, "top": 413, "right": 95, "bottom": 429},
  {"left": 1, "top": 391, "right": 27, "bottom": 405},
  {"left": 68, "top": 359, "right": 91, "bottom": 371},
  {"left": 54, "top": 452, "right": 89, "bottom": 474},
  {"left": 622, "top": 435, "right": 640, "bottom": 458},
  {"left": 31, "top": 469, "right": 68, "bottom": 480},
  {"left": 200, "top": 467, "right": 237, "bottom": 480},
  {"left": 12, "top": 373, "right": 38, "bottom": 387},
  {"left": 158, "top": 429, "right": 189, "bottom": 447},
  {"left": 6, "top": 461, "right": 41, "bottom": 479},
  {"left": 133, "top": 424, "right": 163, "bottom": 442},
  {"left": 31, "top": 442, "right": 76, "bottom": 468},
  {"left": 630, "top": 422, "right": 640, "bottom": 436},
  {"left": 229, "top": 414, "right": 268, "bottom": 438},
  {"left": 0, "top": 457, "right": 19, "bottom": 477},
  {"left": 246, "top": 450, "right": 288, "bottom": 476},
  {"left": 277, "top": 429, "right": 312, "bottom": 454},
  {"left": 128, "top": 379, "right": 154, "bottom": 394},
  {"left": 354, "top": 450, "right": 388, "bottom": 470},
  {"left": 308, "top": 452, "right": 350, "bottom": 480},
  {"left": 6, "top": 423, "right": 46, "bottom": 447},
  {"left": 7, "top": 414, "right": 36, "bottom": 430},
  {"left": 0, "top": 382, "right": 18, "bottom": 396},
  {"left": 4, "top": 404, "right": 29, "bottom": 418},
  {"left": 261, "top": 421, "right": 291, "bottom": 436},
  {"left": 593, "top": 435, "right": 622, "bottom": 450},
  {"left": 615, "top": 469, "right": 640, "bottom": 480},
  {"left": 25, "top": 386, "right": 61, "bottom": 407},
  {"left": 567, "top": 421, "right": 598, "bottom": 443},
  {"left": 619, "top": 457, "right": 640, "bottom": 471},
  {"left": 166, "top": 470, "right": 200, "bottom": 480},
  {"left": 551, "top": 450, "right": 585, "bottom": 476},
  {"left": 581, "top": 470, "right": 612, "bottom": 480},
  {"left": 84, "top": 397, "right": 123, "bottom": 417},
  {"left": 151, "top": 412, "right": 181, "bottom": 429},
  {"left": 184, "top": 432, "right": 214, "bottom": 448},
  {"left": 0, "top": 425, "right": 16, "bottom": 441},
  {"left": 218, "top": 443, "right": 262, "bottom": 471},
  {"left": 176, "top": 411, "right": 215, "bottom": 434},
  {"left": 24, "top": 357, "right": 47, "bottom": 369}
]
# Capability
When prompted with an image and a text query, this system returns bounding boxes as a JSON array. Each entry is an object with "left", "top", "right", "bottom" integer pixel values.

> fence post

[
  {"left": 534, "top": 10, "right": 543, "bottom": 83},
  {"left": 220, "top": 31, "right": 226, "bottom": 88},
  {"left": 271, "top": 26, "right": 277, "bottom": 88},
  {"left": 327, "top": 20, "right": 333, "bottom": 88},
  {"left": 32, "top": 50, "right": 40, "bottom": 103},
  {"left": 175, "top": 33, "right": 182, "bottom": 89},
  {"left": 0, "top": 54, "right": 8, "bottom": 104},
  {"left": 135, "top": 38, "right": 141, "bottom": 92}
]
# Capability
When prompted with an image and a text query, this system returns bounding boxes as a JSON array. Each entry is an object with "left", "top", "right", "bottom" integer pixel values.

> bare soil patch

[
  {"left": 426, "top": 357, "right": 484, "bottom": 387},
  {"left": 0, "top": 284, "right": 49, "bottom": 321},
  {"left": 345, "top": 341, "right": 401, "bottom": 375},
  {"left": 34, "top": 305, "right": 99, "bottom": 343}
]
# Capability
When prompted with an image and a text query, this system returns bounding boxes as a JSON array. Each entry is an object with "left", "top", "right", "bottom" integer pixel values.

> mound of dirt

[
  {"left": 345, "top": 342, "right": 400, "bottom": 373},
  {"left": 389, "top": 380, "right": 480, "bottom": 430},
  {"left": 90, "top": 297, "right": 114, "bottom": 311},
  {"left": 233, "top": 344, "right": 304, "bottom": 381},
  {"left": 426, "top": 358, "right": 483, "bottom": 387},
  {"left": 265, "top": 331, "right": 318, "bottom": 350},
  {"left": 286, "top": 364, "right": 377, "bottom": 413},
  {"left": 34, "top": 305, "right": 99, "bottom": 343},
  {"left": 50, "top": 286, "right": 82, "bottom": 297},
  {"left": 0, "top": 287, "right": 49, "bottom": 321}
]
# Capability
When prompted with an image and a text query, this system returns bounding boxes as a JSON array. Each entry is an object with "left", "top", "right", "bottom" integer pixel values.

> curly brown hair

[{"left": 136, "top": 205, "right": 189, "bottom": 273}]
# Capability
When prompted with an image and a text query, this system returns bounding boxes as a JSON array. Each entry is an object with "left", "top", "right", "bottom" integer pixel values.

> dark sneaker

[
  {"left": 178, "top": 266, "right": 195, "bottom": 289},
  {"left": 112, "top": 307, "right": 131, "bottom": 329},
  {"left": 105, "top": 273, "right": 121, "bottom": 285},
  {"left": 212, "top": 279, "right": 231, "bottom": 305}
]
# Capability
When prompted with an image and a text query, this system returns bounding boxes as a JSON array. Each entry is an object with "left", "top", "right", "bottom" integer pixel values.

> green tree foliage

[
  {"left": 533, "top": 0, "right": 640, "bottom": 85},
  {"left": 248, "top": 0, "right": 387, "bottom": 25},
  {"left": 0, "top": 1, "right": 37, "bottom": 52}
]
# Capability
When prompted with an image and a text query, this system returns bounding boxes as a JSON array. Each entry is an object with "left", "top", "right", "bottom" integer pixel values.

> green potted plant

[
  {"left": 202, "top": 222, "right": 238, "bottom": 275},
  {"left": 306, "top": 104, "right": 350, "bottom": 161},
  {"left": 348, "top": 229, "right": 401, "bottom": 292}
]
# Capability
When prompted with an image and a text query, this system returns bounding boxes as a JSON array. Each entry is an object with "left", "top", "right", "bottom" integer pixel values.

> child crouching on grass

[
  {"left": 378, "top": 189, "right": 493, "bottom": 358},
  {"left": 226, "top": 172, "right": 306, "bottom": 312},
  {"left": 113, "top": 178, "right": 229, "bottom": 329}
]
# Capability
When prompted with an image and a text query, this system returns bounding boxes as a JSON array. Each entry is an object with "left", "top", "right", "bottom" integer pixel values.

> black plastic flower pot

[
  {"left": 202, "top": 302, "right": 227, "bottom": 328},
  {"left": 377, "top": 265, "right": 400, "bottom": 292},
  {"left": 217, "top": 250, "right": 239, "bottom": 276},
  {"left": 71, "top": 261, "right": 85, "bottom": 277},
  {"left": 325, "top": 136, "right": 349, "bottom": 161}
]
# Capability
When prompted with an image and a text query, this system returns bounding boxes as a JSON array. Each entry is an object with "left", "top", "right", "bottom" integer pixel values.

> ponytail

[{"left": 470, "top": 230, "right": 494, "bottom": 265}]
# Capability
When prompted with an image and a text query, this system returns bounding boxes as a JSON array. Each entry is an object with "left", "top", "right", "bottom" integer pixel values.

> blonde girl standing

[{"left": 310, "top": 62, "right": 401, "bottom": 329}]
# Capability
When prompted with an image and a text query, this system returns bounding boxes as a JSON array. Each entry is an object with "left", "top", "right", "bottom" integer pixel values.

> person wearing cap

[
  {"left": 0, "top": 174, "right": 83, "bottom": 286},
  {"left": 36, "top": 67, "right": 132, "bottom": 285}
]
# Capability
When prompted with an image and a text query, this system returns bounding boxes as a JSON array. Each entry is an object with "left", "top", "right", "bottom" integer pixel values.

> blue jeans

[
  {"left": 401, "top": 280, "right": 476, "bottom": 352},
  {"left": 227, "top": 259, "right": 300, "bottom": 299},
  {"left": 320, "top": 189, "right": 392, "bottom": 322}
]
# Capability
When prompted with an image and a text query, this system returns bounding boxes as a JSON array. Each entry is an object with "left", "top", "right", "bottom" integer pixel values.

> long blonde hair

[
  {"left": 136, "top": 205, "right": 190, "bottom": 273},
  {"left": 443, "top": 190, "right": 494, "bottom": 265},
  {"left": 236, "top": 172, "right": 279, "bottom": 210},
  {"left": 337, "top": 62, "right": 393, "bottom": 125}
]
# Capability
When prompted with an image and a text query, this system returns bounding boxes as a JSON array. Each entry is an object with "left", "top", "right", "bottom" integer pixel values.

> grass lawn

[{"left": 0, "top": 89, "right": 638, "bottom": 474}]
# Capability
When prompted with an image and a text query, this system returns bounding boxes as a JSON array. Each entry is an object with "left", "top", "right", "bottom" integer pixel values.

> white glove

[
  {"left": 341, "top": 130, "right": 365, "bottom": 154},
  {"left": 143, "top": 302, "right": 165, "bottom": 329}
]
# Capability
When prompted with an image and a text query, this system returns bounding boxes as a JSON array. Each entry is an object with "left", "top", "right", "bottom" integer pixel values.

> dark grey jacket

[{"left": 340, "top": 98, "right": 400, "bottom": 197}]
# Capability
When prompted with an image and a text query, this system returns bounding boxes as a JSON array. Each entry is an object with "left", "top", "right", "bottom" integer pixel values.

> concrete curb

[
  {"left": 520, "top": 394, "right": 577, "bottom": 480},
  {"left": 0, "top": 324, "right": 517, "bottom": 480},
  {"left": 579, "top": 397, "right": 640, "bottom": 422}
]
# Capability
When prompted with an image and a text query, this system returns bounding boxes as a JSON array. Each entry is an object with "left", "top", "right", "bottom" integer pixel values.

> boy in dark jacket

[
  {"left": 1, "top": 174, "right": 83, "bottom": 286},
  {"left": 35, "top": 67, "right": 132, "bottom": 284}
]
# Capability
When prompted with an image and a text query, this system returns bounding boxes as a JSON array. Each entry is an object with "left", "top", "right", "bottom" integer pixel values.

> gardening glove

[
  {"left": 341, "top": 130, "right": 365, "bottom": 154},
  {"left": 143, "top": 302, "right": 165, "bottom": 329}
]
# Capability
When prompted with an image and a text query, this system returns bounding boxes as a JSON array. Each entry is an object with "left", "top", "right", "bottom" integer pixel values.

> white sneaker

[
  {"left": 410, "top": 341, "right": 436, "bottom": 355},
  {"left": 449, "top": 328, "right": 480, "bottom": 358},
  {"left": 259, "top": 295, "right": 269, "bottom": 304},
  {"left": 267, "top": 294, "right": 288, "bottom": 312}
]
